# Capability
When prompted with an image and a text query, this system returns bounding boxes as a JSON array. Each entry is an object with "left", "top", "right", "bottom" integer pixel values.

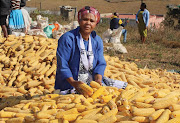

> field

[
  {"left": 26, "top": 0, "right": 180, "bottom": 14},
  {"left": 27, "top": 0, "right": 180, "bottom": 71}
]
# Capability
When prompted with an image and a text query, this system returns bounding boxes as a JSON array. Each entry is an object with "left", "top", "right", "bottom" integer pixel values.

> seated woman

[
  {"left": 55, "top": 6, "right": 127, "bottom": 94},
  {"left": 9, "top": 0, "right": 25, "bottom": 34}
]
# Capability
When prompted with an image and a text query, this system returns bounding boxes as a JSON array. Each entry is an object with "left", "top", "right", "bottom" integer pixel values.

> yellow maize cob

[
  {"left": 0, "top": 111, "right": 15, "bottom": 118},
  {"left": 6, "top": 117, "right": 24, "bottom": 123},
  {"left": 98, "top": 108, "right": 118, "bottom": 121},
  {"left": 83, "top": 108, "right": 102, "bottom": 119},
  {"left": 156, "top": 109, "right": 171, "bottom": 123},
  {"left": 132, "top": 116, "right": 149, "bottom": 122},
  {"left": 108, "top": 100, "right": 117, "bottom": 109},
  {"left": 63, "top": 120, "right": 69, "bottom": 123},
  {"left": 56, "top": 108, "right": 79, "bottom": 118},
  {"left": 63, "top": 114, "right": 80, "bottom": 122},
  {"left": 73, "top": 95, "right": 85, "bottom": 104},
  {"left": 152, "top": 97, "right": 178, "bottom": 109},
  {"left": 79, "top": 83, "right": 93, "bottom": 96},
  {"left": 132, "top": 107, "right": 155, "bottom": 117},
  {"left": 15, "top": 113, "right": 32, "bottom": 118},
  {"left": 169, "top": 104, "right": 180, "bottom": 111},
  {"left": 89, "top": 113, "right": 103, "bottom": 121},
  {"left": 49, "top": 119, "right": 59, "bottom": 123},
  {"left": 91, "top": 87, "right": 105, "bottom": 100},
  {"left": 63, "top": 103, "right": 76, "bottom": 110},
  {"left": 118, "top": 105, "right": 130, "bottom": 111},
  {"left": 101, "top": 106, "right": 110, "bottom": 114},
  {"left": 81, "top": 109, "right": 95, "bottom": 116},
  {"left": 81, "top": 98, "right": 92, "bottom": 106},
  {"left": 166, "top": 118, "right": 180, "bottom": 123},
  {"left": 100, "top": 94, "right": 113, "bottom": 103},
  {"left": 99, "top": 115, "right": 117, "bottom": 123},
  {"left": 134, "top": 102, "right": 152, "bottom": 108},
  {"left": 35, "top": 119, "right": 49, "bottom": 123},
  {"left": 75, "top": 119, "right": 97, "bottom": 123},
  {"left": 75, "top": 104, "right": 86, "bottom": 112},
  {"left": 149, "top": 109, "right": 165, "bottom": 120},
  {"left": 171, "top": 110, "right": 180, "bottom": 118},
  {"left": 36, "top": 112, "right": 51, "bottom": 119},
  {"left": 24, "top": 115, "right": 35, "bottom": 122},
  {"left": 118, "top": 121, "right": 139, "bottom": 123},
  {"left": 90, "top": 81, "right": 101, "bottom": 89}
]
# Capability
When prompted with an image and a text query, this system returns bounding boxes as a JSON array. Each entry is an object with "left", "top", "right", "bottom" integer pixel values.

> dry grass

[{"left": 27, "top": 0, "right": 179, "bottom": 15}]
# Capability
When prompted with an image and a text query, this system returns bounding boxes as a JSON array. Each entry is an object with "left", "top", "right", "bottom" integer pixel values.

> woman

[
  {"left": 55, "top": 6, "right": 127, "bottom": 94},
  {"left": 20, "top": 0, "right": 31, "bottom": 33},
  {"left": 9, "top": 0, "right": 25, "bottom": 33},
  {"left": 136, "top": 3, "right": 150, "bottom": 43}
]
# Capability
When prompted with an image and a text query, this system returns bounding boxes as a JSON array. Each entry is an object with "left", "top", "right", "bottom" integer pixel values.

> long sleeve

[
  {"left": 145, "top": 10, "right": 150, "bottom": 27},
  {"left": 93, "top": 37, "right": 106, "bottom": 77},
  {"left": 56, "top": 34, "right": 73, "bottom": 80},
  {"left": 136, "top": 10, "right": 140, "bottom": 21}
]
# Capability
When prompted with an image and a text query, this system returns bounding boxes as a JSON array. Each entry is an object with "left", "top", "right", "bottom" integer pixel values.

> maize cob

[
  {"left": 83, "top": 108, "right": 102, "bottom": 119},
  {"left": 35, "top": 119, "right": 49, "bottom": 123},
  {"left": 99, "top": 115, "right": 117, "bottom": 123},
  {"left": 90, "top": 81, "right": 101, "bottom": 89},
  {"left": 149, "top": 109, "right": 165, "bottom": 120},
  {"left": 132, "top": 107, "right": 155, "bottom": 117},
  {"left": 100, "top": 94, "right": 113, "bottom": 103},
  {"left": 108, "top": 100, "right": 117, "bottom": 109},
  {"left": 63, "top": 120, "right": 69, "bottom": 123},
  {"left": 166, "top": 118, "right": 180, "bottom": 123},
  {"left": 6, "top": 117, "right": 24, "bottom": 123},
  {"left": 75, "top": 104, "right": 86, "bottom": 112},
  {"left": 171, "top": 110, "right": 180, "bottom": 118},
  {"left": 133, "top": 102, "right": 152, "bottom": 108},
  {"left": 91, "top": 87, "right": 105, "bottom": 100},
  {"left": 75, "top": 119, "right": 97, "bottom": 123},
  {"left": 89, "top": 113, "right": 103, "bottom": 121},
  {"left": 156, "top": 109, "right": 171, "bottom": 123},
  {"left": 101, "top": 106, "right": 110, "bottom": 114},
  {"left": 24, "top": 115, "right": 35, "bottom": 122},
  {"left": 56, "top": 108, "right": 79, "bottom": 118},
  {"left": 81, "top": 109, "right": 96, "bottom": 116},
  {"left": 152, "top": 97, "right": 178, "bottom": 109},
  {"left": 79, "top": 83, "right": 93, "bottom": 96},
  {"left": 118, "top": 121, "right": 139, "bottom": 123},
  {"left": 169, "top": 104, "right": 180, "bottom": 111},
  {"left": 0, "top": 111, "right": 16, "bottom": 118},
  {"left": 63, "top": 103, "right": 76, "bottom": 110},
  {"left": 132, "top": 116, "right": 149, "bottom": 122},
  {"left": 63, "top": 114, "right": 80, "bottom": 122},
  {"left": 98, "top": 108, "right": 118, "bottom": 121},
  {"left": 36, "top": 112, "right": 51, "bottom": 119}
]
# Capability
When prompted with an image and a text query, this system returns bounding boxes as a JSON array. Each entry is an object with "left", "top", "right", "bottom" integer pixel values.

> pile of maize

[{"left": 0, "top": 35, "right": 180, "bottom": 123}]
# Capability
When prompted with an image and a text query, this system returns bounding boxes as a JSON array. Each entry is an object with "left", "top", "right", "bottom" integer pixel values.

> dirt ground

[{"left": 27, "top": 0, "right": 179, "bottom": 15}]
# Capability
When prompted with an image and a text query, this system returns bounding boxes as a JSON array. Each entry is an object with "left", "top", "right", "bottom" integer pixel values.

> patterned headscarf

[{"left": 78, "top": 6, "right": 100, "bottom": 24}]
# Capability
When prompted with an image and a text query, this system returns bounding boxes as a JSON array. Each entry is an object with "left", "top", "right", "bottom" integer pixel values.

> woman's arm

[{"left": 145, "top": 10, "right": 150, "bottom": 27}]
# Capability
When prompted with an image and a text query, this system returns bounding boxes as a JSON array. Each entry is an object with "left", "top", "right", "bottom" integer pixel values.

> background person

[
  {"left": 20, "top": 0, "right": 32, "bottom": 33},
  {"left": 0, "top": 0, "right": 11, "bottom": 38},
  {"left": 110, "top": 12, "right": 129, "bottom": 43},
  {"left": 136, "top": 3, "right": 150, "bottom": 43},
  {"left": 9, "top": 0, "right": 25, "bottom": 34}
]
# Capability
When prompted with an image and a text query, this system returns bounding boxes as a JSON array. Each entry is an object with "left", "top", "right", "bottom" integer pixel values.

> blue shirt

[
  {"left": 55, "top": 26, "right": 107, "bottom": 90},
  {"left": 136, "top": 9, "right": 150, "bottom": 27}
]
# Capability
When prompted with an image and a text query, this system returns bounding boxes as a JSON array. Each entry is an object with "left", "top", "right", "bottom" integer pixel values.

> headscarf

[{"left": 78, "top": 6, "right": 100, "bottom": 24}]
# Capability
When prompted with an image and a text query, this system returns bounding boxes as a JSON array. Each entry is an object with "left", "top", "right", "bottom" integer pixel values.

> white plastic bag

[
  {"left": 27, "top": 29, "right": 47, "bottom": 38},
  {"left": 109, "top": 26, "right": 123, "bottom": 44},
  {"left": 102, "top": 29, "right": 112, "bottom": 43},
  {"left": 36, "top": 15, "right": 49, "bottom": 29},
  {"left": 113, "top": 43, "right": 128, "bottom": 53}
]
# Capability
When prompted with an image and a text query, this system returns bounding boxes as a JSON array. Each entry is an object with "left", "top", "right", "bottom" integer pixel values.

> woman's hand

[
  {"left": 66, "top": 77, "right": 84, "bottom": 94},
  {"left": 94, "top": 74, "right": 102, "bottom": 85},
  {"left": 136, "top": 20, "right": 139, "bottom": 24}
]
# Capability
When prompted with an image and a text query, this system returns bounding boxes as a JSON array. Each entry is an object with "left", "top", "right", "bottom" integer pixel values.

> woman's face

[{"left": 79, "top": 13, "right": 97, "bottom": 35}]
